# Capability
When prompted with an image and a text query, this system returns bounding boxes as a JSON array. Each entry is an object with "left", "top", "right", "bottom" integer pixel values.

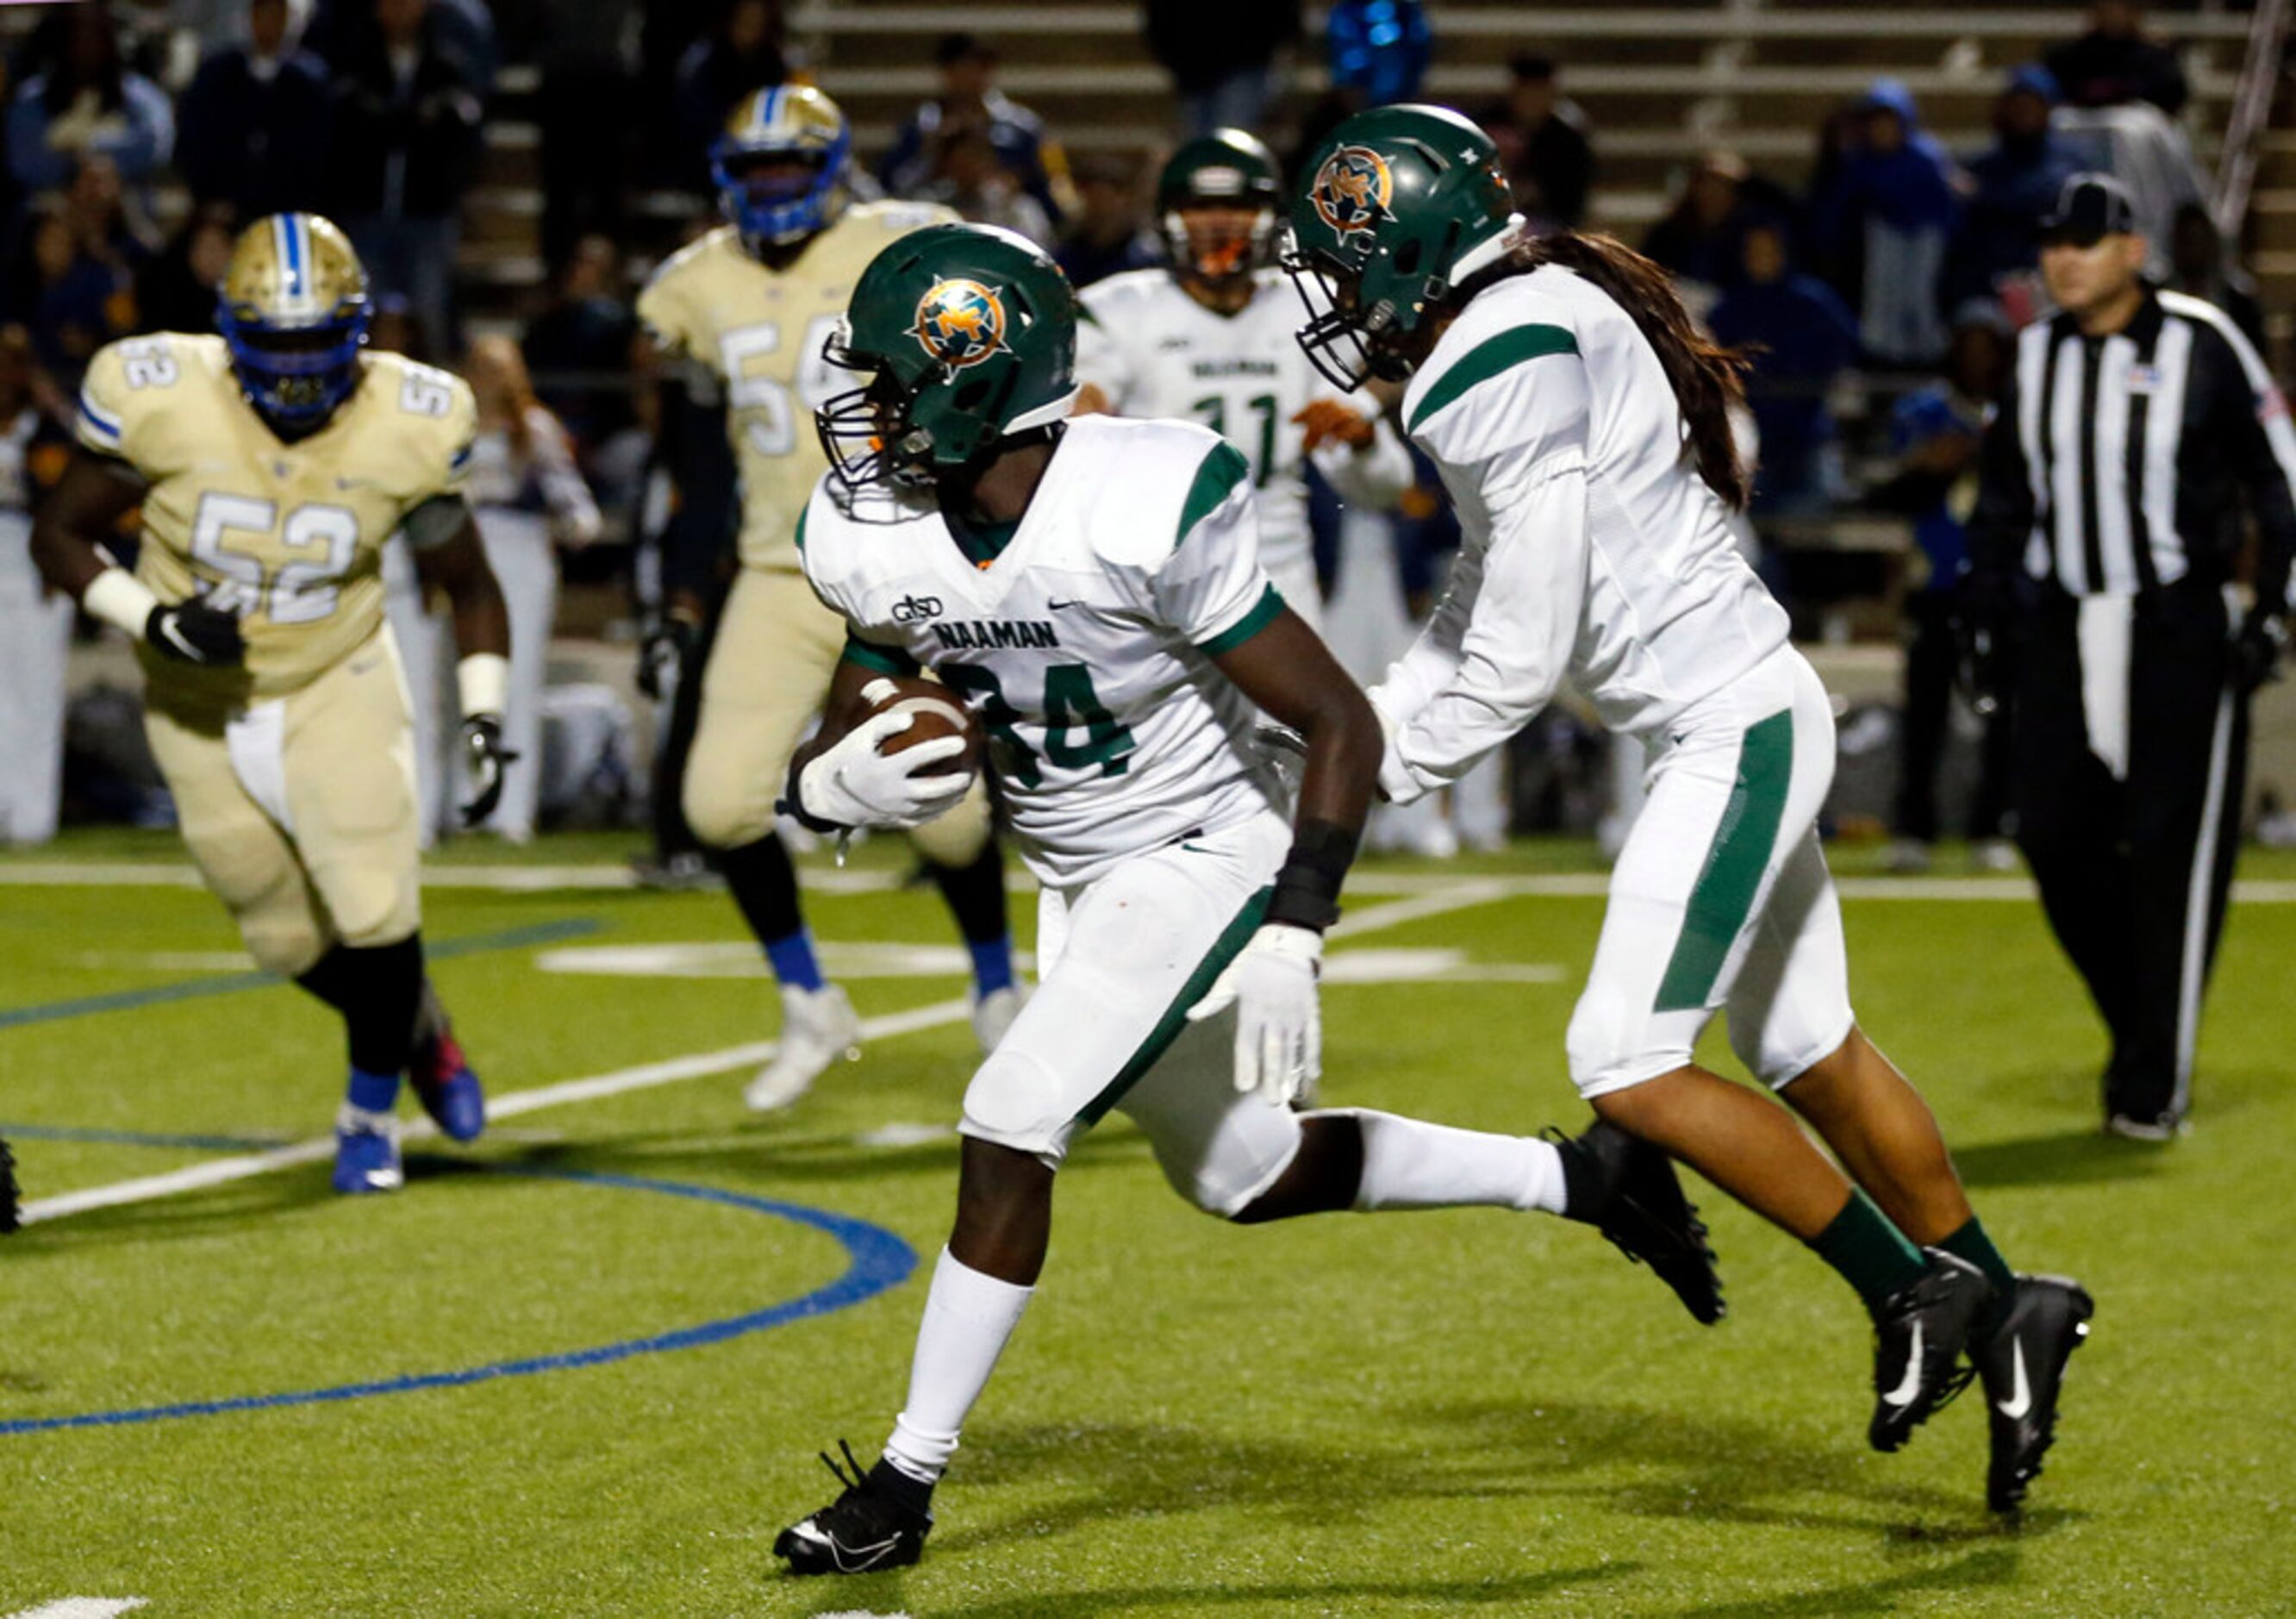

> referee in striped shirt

[{"left": 1967, "top": 172, "right": 2294, "bottom": 1140}]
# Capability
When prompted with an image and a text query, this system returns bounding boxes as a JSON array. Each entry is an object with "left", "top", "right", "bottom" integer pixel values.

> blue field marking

[
  {"left": 0, "top": 917, "right": 602, "bottom": 1031},
  {"left": 0, "top": 1162, "right": 917, "bottom": 1435}
]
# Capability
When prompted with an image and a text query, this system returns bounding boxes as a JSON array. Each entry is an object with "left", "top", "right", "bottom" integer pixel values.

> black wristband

[
  {"left": 1265, "top": 817, "right": 1359, "bottom": 933},
  {"left": 777, "top": 753, "right": 846, "bottom": 835}
]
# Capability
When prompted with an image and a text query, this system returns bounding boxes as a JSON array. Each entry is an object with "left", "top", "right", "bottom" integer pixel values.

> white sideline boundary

[{"left": 17, "top": 883, "right": 1520, "bottom": 1228}]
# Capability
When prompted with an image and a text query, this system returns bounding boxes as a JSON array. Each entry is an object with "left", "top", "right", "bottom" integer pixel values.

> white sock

[
  {"left": 1338, "top": 1110, "right": 1568, "bottom": 1216},
  {"left": 882, "top": 1247, "right": 1034, "bottom": 1486}
]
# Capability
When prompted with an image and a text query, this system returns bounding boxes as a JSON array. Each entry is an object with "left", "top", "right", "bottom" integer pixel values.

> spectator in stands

[
  {"left": 2168, "top": 201, "right": 2267, "bottom": 351},
  {"left": 6, "top": 3, "right": 172, "bottom": 196},
  {"left": 175, "top": 0, "right": 334, "bottom": 219},
  {"left": 925, "top": 125, "right": 1055, "bottom": 248},
  {"left": 522, "top": 234, "right": 641, "bottom": 463},
  {"left": 2045, "top": 0, "right": 2186, "bottom": 117},
  {"left": 534, "top": 0, "right": 639, "bottom": 271},
  {"left": 1810, "top": 79, "right": 1962, "bottom": 367},
  {"left": 308, "top": 0, "right": 496, "bottom": 91},
  {"left": 1055, "top": 152, "right": 1158, "bottom": 288},
  {"left": 1950, "top": 65, "right": 2080, "bottom": 309},
  {"left": 327, "top": 0, "right": 485, "bottom": 359},
  {"left": 1708, "top": 218, "right": 1858, "bottom": 521},
  {"left": 1479, "top": 53, "right": 1593, "bottom": 230},
  {"left": 1642, "top": 150, "right": 1761, "bottom": 300},
  {"left": 134, "top": 201, "right": 238, "bottom": 335},
  {"left": 1326, "top": 0, "right": 1431, "bottom": 110},
  {"left": 668, "top": 0, "right": 790, "bottom": 192},
  {"left": 1, "top": 191, "right": 136, "bottom": 397},
  {"left": 882, "top": 34, "right": 1069, "bottom": 228},
  {"left": 454, "top": 334, "right": 601, "bottom": 841},
  {"left": 1874, "top": 301, "right": 2015, "bottom": 873},
  {"left": 1145, "top": 0, "right": 1300, "bottom": 139}
]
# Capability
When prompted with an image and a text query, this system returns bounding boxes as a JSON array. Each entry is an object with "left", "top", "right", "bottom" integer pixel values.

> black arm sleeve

[
  {"left": 652, "top": 369, "right": 739, "bottom": 602},
  {"left": 1964, "top": 366, "right": 2034, "bottom": 599},
  {"left": 2213, "top": 330, "right": 2296, "bottom": 619}
]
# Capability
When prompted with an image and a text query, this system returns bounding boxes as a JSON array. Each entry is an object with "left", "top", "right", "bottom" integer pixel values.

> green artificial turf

[{"left": 3, "top": 831, "right": 2293, "bottom": 1616}]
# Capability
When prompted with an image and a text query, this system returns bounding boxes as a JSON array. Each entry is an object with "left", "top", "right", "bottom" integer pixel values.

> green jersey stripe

[
  {"left": 841, "top": 631, "right": 920, "bottom": 678},
  {"left": 1652, "top": 709, "right": 1794, "bottom": 1012},
  {"left": 1195, "top": 584, "right": 1286, "bottom": 657},
  {"left": 1407, "top": 323, "right": 1580, "bottom": 434},
  {"left": 1076, "top": 884, "right": 1274, "bottom": 1126},
  {"left": 1176, "top": 440, "right": 1251, "bottom": 547}
]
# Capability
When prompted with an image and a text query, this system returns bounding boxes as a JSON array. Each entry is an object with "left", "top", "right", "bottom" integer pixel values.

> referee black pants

[{"left": 2009, "top": 578, "right": 2249, "bottom": 1123}]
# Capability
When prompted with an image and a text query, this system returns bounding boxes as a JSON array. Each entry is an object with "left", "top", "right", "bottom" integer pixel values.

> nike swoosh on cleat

[
  {"left": 828, "top": 1533, "right": 903, "bottom": 1572},
  {"left": 1883, "top": 1321, "right": 1925, "bottom": 1407},
  {"left": 1996, "top": 1338, "right": 2032, "bottom": 1419}
]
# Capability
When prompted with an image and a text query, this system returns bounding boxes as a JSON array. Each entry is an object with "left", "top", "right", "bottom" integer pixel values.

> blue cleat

[
  {"left": 410, "top": 1016, "right": 486, "bottom": 1143},
  {"left": 333, "top": 1107, "right": 404, "bottom": 1194}
]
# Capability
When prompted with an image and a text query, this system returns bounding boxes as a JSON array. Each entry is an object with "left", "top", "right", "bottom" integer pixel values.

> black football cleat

[
  {"left": 1545, "top": 1121, "right": 1725, "bottom": 1325},
  {"left": 773, "top": 1441, "right": 933, "bottom": 1577},
  {"left": 1976, "top": 1274, "right": 2094, "bottom": 1513},
  {"left": 1868, "top": 1249, "right": 1991, "bottom": 1453},
  {"left": 1, "top": 1135, "right": 19, "bottom": 1235}
]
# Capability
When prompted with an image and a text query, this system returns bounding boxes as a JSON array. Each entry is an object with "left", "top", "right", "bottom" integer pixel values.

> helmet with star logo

[
  {"left": 815, "top": 223, "right": 1079, "bottom": 488},
  {"left": 1157, "top": 128, "right": 1283, "bottom": 289},
  {"left": 1281, "top": 104, "right": 1523, "bottom": 388}
]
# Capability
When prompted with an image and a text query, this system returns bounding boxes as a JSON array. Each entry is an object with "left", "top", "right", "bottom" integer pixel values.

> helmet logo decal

[
  {"left": 910, "top": 278, "right": 1007, "bottom": 370},
  {"left": 1310, "top": 146, "right": 1395, "bottom": 240}
]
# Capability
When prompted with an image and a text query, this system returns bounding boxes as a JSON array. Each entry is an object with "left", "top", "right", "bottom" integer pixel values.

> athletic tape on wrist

[
  {"left": 82, "top": 566, "right": 160, "bottom": 639},
  {"left": 457, "top": 652, "right": 509, "bottom": 721}
]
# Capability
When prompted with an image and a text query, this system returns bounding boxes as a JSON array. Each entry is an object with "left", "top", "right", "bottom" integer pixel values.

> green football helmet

[
  {"left": 1157, "top": 128, "right": 1283, "bottom": 287},
  {"left": 816, "top": 222, "right": 1081, "bottom": 489},
  {"left": 1282, "top": 103, "right": 1524, "bottom": 388}
]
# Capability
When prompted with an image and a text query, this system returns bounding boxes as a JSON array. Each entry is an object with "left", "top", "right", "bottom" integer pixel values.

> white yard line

[
  {"left": 20, "top": 881, "right": 1518, "bottom": 1228},
  {"left": 3, "top": 1601, "right": 149, "bottom": 1619}
]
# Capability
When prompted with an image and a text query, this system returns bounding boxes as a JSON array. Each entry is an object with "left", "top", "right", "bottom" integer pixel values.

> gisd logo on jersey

[
  {"left": 1310, "top": 147, "right": 1395, "bottom": 241},
  {"left": 910, "top": 279, "right": 1006, "bottom": 370}
]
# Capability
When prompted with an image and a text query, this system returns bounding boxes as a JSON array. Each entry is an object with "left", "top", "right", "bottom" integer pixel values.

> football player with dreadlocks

[
  {"left": 1283, "top": 104, "right": 2092, "bottom": 1514},
  {"left": 1072, "top": 128, "right": 1411, "bottom": 623},
  {"left": 28, "top": 213, "right": 505, "bottom": 1196},
  {"left": 766, "top": 222, "right": 1723, "bottom": 1576},
  {"left": 636, "top": 84, "right": 1023, "bottom": 1112}
]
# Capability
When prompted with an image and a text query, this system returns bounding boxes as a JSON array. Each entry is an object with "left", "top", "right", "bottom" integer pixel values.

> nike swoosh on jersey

[
  {"left": 1046, "top": 598, "right": 1087, "bottom": 610},
  {"left": 1995, "top": 1338, "right": 2032, "bottom": 1419},
  {"left": 1883, "top": 1321, "right": 1925, "bottom": 1407}
]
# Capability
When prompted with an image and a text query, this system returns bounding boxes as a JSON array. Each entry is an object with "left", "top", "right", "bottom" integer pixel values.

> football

[{"left": 865, "top": 675, "right": 982, "bottom": 778}]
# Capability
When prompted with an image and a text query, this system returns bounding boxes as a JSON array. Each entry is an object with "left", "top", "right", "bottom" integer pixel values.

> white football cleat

[
  {"left": 746, "top": 984, "right": 861, "bottom": 1112},
  {"left": 971, "top": 983, "right": 1030, "bottom": 1053}
]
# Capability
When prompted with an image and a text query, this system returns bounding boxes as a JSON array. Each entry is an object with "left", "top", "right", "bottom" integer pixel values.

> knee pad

[
  {"left": 1567, "top": 986, "right": 1697, "bottom": 1100},
  {"left": 681, "top": 767, "right": 769, "bottom": 853},
  {"left": 239, "top": 908, "right": 331, "bottom": 978},
  {"left": 325, "top": 864, "right": 420, "bottom": 955},
  {"left": 958, "top": 1044, "right": 1082, "bottom": 1167}
]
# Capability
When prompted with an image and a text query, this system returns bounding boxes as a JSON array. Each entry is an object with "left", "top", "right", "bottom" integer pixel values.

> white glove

[
  {"left": 1186, "top": 922, "right": 1323, "bottom": 1105},
  {"left": 1363, "top": 685, "right": 1425, "bottom": 805},
  {"left": 796, "top": 708, "right": 972, "bottom": 830}
]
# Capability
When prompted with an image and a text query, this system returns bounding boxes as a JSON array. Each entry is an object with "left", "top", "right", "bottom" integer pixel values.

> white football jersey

[
  {"left": 800, "top": 416, "right": 1290, "bottom": 886},
  {"left": 1075, "top": 268, "right": 1412, "bottom": 606},
  {"left": 1378, "top": 266, "right": 1792, "bottom": 798}
]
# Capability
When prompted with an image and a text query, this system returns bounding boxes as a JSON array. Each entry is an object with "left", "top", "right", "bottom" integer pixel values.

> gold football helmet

[
  {"left": 712, "top": 84, "right": 852, "bottom": 250},
  {"left": 217, "top": 212, "right": 372, "bottom": 430}
]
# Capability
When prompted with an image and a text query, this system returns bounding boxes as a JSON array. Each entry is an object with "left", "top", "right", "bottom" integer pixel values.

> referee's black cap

[{"left": 2040, "top": 172, "right": 2139, "bottom": 247}]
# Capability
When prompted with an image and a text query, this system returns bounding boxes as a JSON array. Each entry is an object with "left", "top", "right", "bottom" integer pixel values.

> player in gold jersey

[
  {"left": 29, "top": 213, "right": 511, "bottom": 1196},
  {"left": 636, "top": 85, "right": 1020, "bottom": 1110}
]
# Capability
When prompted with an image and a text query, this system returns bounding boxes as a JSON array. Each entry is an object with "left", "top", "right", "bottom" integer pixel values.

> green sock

[
  {"left": 1807, "top": 1191, "right": 1927, "bottom": 1311},
  {"left": 1937, "top": 1216, "right": 2018, "bottom": 1334}
]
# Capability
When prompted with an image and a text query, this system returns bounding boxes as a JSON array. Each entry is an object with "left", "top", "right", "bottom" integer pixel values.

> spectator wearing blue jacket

[
  {"left": 1708, "top": 219, "right": 1859, "bottom": 518},
  {"left": 1870, "top": 303, "right": 2016, "bottom": 871},
  {"left": 1811, "top": 78, "right": 1962, "bottom": 366},
  {"left": 6, "top": 4, "right": 172, "bottom": 197},
  {"left": 1950, "top": 66, "right": 2081, "bottom": 307},
  {"left": 176, "top": 0, "right": 335, "bottom": 220},
  {"left": 880, "top": 34, "right": 1069, "bottom": 228}
]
